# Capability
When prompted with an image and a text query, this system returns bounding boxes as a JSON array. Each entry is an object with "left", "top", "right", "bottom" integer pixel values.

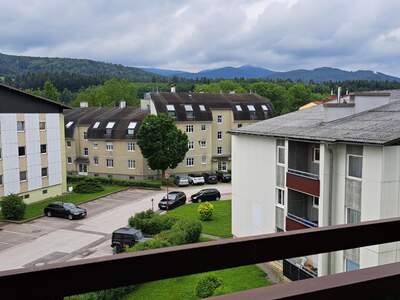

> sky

[{"left": 1, "top": 0, "right": 400, "bottom": 75}]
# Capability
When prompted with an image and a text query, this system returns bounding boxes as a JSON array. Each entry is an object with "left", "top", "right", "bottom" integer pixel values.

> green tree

[
  {"left": 137, "top": 114, "right": 189, "bottom": 179},
  {"left": 42, "top": 80, "right": 60, "bottom": 101}
]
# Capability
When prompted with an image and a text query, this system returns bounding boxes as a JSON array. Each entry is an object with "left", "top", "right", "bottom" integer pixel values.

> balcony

[
  {"left": 283, "top": 255, "right": 318, "bottom": 281},
  {"left": 1, "top": 218, "right": 400, "bottom": 299},
  {"left": 286, "top": 189, "right": 318, "bottom": 231}
]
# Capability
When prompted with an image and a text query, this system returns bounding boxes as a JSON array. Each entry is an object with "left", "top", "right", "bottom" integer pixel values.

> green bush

[
  {"left": 66, "top": 285, "right": 135, "bottom": 300},
  {"left": 128, "top": 212, "right": 178, "bottom": 235},
  {"left": 198, "top": 202, "right": 214, "bottom": 221},
  {"left": 67, "top": 175, "right": 161, "bottom": 189},
  {"left": 172, "top": 219, "right": 202, "bottom": 243},
  {"left": 195, "top": 275, "right": 223, "bottom": 298},
  {"left": 0, "top": 194, "right": 26, "bottom": 220},
  {"left": 131, "top": 238, "right": 172, "bottom": 251},
  {"left": 74, "top": 178, "right": 104, "bottom": 193}
]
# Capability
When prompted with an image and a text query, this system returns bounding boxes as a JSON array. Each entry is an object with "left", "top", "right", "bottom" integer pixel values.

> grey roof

[{"left": 231, "top": 99, "right": 400, "bottom": 145}]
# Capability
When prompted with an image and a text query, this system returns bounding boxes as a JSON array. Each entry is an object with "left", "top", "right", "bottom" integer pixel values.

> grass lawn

[
  {"left": 1, "top": 185, "right": 126, "bottom": 221},
  {"left": 122, "top": 265, "right": 269, "bottom": 300},
  {"left": 167, "top": 200, "right": 232, "bottom": 238}
]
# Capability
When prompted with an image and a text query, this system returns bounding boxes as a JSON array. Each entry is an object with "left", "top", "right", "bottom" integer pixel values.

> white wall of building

[
  {"left": 46, "top": 114, "right": 62, "bottom": 186},
  {"left": 232, "top": 134, "right": 276, "bottom": 237},
  {"left": 25, "top": 113, "right": 42, "bottom": 190}
]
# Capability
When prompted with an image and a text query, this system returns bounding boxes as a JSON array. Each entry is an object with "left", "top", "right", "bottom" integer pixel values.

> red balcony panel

[
  {"left": 286, "top": 172, "right": 320, "bottom": 197},
  {"left": 286, "top": 216, "right": 309, "bottom": 231}
]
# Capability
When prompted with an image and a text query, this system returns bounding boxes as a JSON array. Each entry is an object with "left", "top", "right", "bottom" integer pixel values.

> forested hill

[{"left": 0, "top": 52, "right": 158, "bottom": 82}]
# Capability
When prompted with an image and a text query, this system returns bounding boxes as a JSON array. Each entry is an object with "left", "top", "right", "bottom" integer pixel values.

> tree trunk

[{"left": 161, "top": 169, "right": 165, "bottom": 180}]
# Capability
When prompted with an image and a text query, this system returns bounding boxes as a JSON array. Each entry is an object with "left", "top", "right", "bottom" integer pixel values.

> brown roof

[{"left": 150, "top": 92, "right": 273, "bottom": 121}]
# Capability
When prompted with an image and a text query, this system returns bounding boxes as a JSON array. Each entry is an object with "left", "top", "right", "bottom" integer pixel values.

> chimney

[
  {"left": 119, "top": 100, "right": 126, "bottom": 109},
  {"left": 337, "top": 87, "right": 341, "bottom": 102},
  {"left": 170, "top": 86, "right": 176, "bottom": 93},
  {"left": 80, "top": 101, "right": 88, "bottom": 108}
]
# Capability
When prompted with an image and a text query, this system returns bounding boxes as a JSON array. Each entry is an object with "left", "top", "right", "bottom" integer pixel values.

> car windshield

[
  {"left": 63, "top": 203, "right": 77, "bottom": 209},
  {"left": 163, "top": 193, "right": 177, "bottom": 200}
]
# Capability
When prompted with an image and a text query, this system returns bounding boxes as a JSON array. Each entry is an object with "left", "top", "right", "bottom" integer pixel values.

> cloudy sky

[{"left": 1, "top": 0, "right": 400, "bottom": 75}]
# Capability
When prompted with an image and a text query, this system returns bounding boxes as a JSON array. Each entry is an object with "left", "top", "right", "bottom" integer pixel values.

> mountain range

[
  {"left": 1, "top": 52, "right": 399, "bottom": 83},
  {"left": 142, "top": 65, "right": 400, "bottom": 82}
]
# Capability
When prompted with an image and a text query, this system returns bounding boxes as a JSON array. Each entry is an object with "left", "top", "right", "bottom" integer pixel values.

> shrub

[
  {"left": 74, "top": 178, "right": 104, "bottom": 194},
  {"left": 128, "top": 212, "right": 178, "bottom": 235},
  {"left": 128, "top": 209, "right": 155, "bottom": 228},
  {"left": 198, "top": 202, "right": 214, "bottom": 221},
  {"left": 195, "top": 275, "right": 223, "bottom": 298},
  {"left": 0, "top": 194, "right": 26, "bottom": 220},
  {"left": 67, "top": 175, "right": 162, "bottom": 189},
  {"left": 65, "top": 285, "right": 135, "bottom": 300},
  {"left": 156, "top": 219, "right": 202, "bottom": 245},
  {"left": 131, "top": 238, "right": 172, "bottom": 251}
]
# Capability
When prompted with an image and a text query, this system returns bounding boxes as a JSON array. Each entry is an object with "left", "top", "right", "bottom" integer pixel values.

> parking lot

[{"left": 0, "top": 183, "right": 231, "bottom": 271}]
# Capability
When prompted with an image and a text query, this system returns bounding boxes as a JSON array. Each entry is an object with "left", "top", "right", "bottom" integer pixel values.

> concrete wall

[{"left": 232, "top": 134, "right": 276, "bottom": 237}]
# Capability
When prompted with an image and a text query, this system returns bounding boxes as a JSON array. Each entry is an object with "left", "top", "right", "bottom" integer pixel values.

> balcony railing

[
  {"left": 287, "top": 213, "right": 318, "bottom": 228},
  {"left": 2, "top": 218, "right": 400, "bottom": 299},
  {"left": 287, "top": 168, "right": 319, "bottom": 180}
]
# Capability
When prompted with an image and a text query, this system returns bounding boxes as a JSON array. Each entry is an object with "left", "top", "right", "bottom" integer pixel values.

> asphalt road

[{"left": 0, "top": 183, "right": 231, "bottom": 272}]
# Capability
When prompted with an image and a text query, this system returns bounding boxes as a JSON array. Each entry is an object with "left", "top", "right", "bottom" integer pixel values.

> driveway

[{"left": 0, "top": 183, "right": 231, "bottom": 271}]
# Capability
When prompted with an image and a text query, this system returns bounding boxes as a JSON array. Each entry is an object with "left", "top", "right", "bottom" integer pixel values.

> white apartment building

[
  {"left": 231, "top": 90, "right": 400, "bottom": 280},
  {"left": 0, "top": 84, "right": 68, "bottom": 203}
]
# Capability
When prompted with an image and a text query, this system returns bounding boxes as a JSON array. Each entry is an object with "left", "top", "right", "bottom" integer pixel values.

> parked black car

[
  {"left": 44, "top": 202, "right": 87, "bottom": 220},
  {"left": 158, "top": 191, "right": 186, "bottom": 210},
  {"left": 191, "top": 188, "right": 221, "bottom": 203},
  {"left": 111, "top": 227, "right": 145, "bottom": 254},
  {"left": 202, "top": 173, "right": 218, "bottom": 184},
  {"left": 216, "top": 171, "right": 231, "bottom": 183}
]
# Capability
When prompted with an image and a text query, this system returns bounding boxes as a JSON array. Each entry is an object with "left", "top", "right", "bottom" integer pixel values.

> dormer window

[
  {"left": 261, "top": 104, "right": 269, "bottom": 118},
  {"left": 105, "top": 122, "right": 115, "bottom": 135},
  {"left": 66, "top": 121, "right": 74, "bottom": 128},
  {"left": 166, "top": 104, "right": 176, "bottom": 119},
  {"left": 185, "top": 104, "right": 194, "bottom": 120},
  {"left": 127, "top": 122, "right": 137, "bottom": 135},
  {"left": 199, "top": 105, "right": 206, "bottom": 111},
  {"left": 247, "top": 105, "right": 257, "bottom": 120},
  {"left": 235, "top": 105, "right": 242, "bottom": 111},
  {"left": 93, "top": 122, "right": 100, "bottom": 129}
]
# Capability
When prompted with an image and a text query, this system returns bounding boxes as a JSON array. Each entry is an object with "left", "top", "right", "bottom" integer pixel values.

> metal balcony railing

[
  {"left": 2, "top": 218, "right": 400, "bottom": 299},
  {"left": 287, "top": 212, "right": 318, "bottom": 228},
  {"left": 287, "top": 168, "right": 319, "bottom": 180}
]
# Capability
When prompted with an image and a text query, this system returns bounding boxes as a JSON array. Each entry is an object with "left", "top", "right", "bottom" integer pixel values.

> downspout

[{"left": 327, "top": 145, "right": 334, "bottom": 274}]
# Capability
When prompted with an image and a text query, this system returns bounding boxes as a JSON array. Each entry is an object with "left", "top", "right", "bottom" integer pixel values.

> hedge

[
  {"left": 68, "top": 175, "right": 161, "bottom": 189},
  {"left": 0, "top": 194, "right": 26, "bottom": 220},
  {"left": 128, "top": 211, "right": 178, "bottom": 235}
]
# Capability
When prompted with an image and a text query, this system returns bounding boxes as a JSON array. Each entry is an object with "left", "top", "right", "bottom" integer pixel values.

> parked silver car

[{"left": 174, "top": 175, "right": 190, "bottom": 187}]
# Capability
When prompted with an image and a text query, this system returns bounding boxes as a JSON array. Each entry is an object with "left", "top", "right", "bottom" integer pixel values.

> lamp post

[
  {"left": 165, "top": 172, "right": 171, "bottom": 211},
  {"left": 151, "top": 198, "right": 154, "bottom": 212}
]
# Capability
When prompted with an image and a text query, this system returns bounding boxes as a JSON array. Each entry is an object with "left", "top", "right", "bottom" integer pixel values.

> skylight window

[
  {"left": 184, "top": 105, "right": 193, "bottom": 111},
  {"left": 93, "top": 122, "right": 100, "bottom": 128},
  {"left": 247, "top": 105, "right": 256, "bottom": 112},
  {"left": 66, "top": 121, "right": 74, "bottom": 128},
  {"left": 261, "top": 105, "right": 269, "bottom": 111},
  {"left": 235, "top": 105, "right": 242, "bottom": 111},
  {"left": 199, "top": 105, "right": 206, "bottom": 111},
  {"left": 166, "top": 104, "right": 175, "bottom": 111},
  {"left": 128, "top": 122, "right": 137, "bottom": 129},
  {"left": 106, "top": 122, "right": 115, "bottom": 129}
]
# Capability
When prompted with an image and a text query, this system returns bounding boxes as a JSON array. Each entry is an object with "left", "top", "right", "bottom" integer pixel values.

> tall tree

[
  {"left": 137, "top": 114, "right": 189, "bottom": 179},
  {"left": 42, "top": 80, "right": 60, "bottom": 101}
]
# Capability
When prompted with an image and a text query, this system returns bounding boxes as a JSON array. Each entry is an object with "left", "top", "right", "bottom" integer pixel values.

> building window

[
  {"left": 66, "top": 121, "right": 74, "bottom": 129},
  {"left": 217, "top": 146, "right": 223, "bottom": 155},
  {"left": 128, "top": 142, "right": 135, "bottom": 151},
  {"left": 129, "top": 176, "right": 135, "bottom": 180},
  {"left": 20, "top": 171, "right": 27, "bottom": 181},
  {"left": 128, "top": 159, "right": 136, "bottom": 169},
  {"left": 67, "top": 157, "right": 72, "bottom": 164},
  {"left": 41, "top": 167, "right": 48, "bottom": 177},
  {"left": 186, "top": 125, "right": 194, "bottom": 133},
  {"left": 39, "top": 121, "right": 46, "bottom": 130},
  {"left": 217, "top": 115, "right": 223, "bottom": 124},
  {"left": 188, "top": 141, "right": 194, "bottom": 150},
  {"left": 276, "top": 188, "right": 285, "bottom": 207},
  {"left": 313, "top": 147, "right": 320, "bottom": 163},
  {"left": 312, "top": 196, "right": 319, "bottom": 208},
  {"left": 24, "top": 194, "right": 30, "bottom": 199},
  {"left": 94, "top": 157, "right": 99, "bottom": 165},
  {"left": 106, "top": 159, "right": 114, "bottom": 168},
  {"left": 199, "top": 105, "right": 206, "bottom": 111},
  {"left": 17, "top": 121, "right": 25, "bottom": 132},
  {"left": 235, "top": 105, "right": 242, "bottom": 111},
  {"left": 18, "top": 146, "right": 26, "bottom": 157},
  {"left": 84, "top": 148, "right": 89, "bottom": 156},
  {"left": 186, "top": 157, "right": 194, "bottom": 167},
  {"left": 0, "top": 147, "right": 2, "bottom": 159},
  {"left": 346, "top": 208, "right": 361, "bottom": 224},
  {"left": 238, "top": 124, "right": 242, "bottom": 128},
  {"left": 93, "top": 143, "right": 98, "bottom": 149},
  {"left": 218, "top": 161, "right": 227, "bottom": 171},
  {"left": 40, "top": 144, "right": 47, "bottom": 154},
  {"left": 93, "top": 121, "right": 100, "bottom": 129},
  {"left": 105, "top": 122, "right": 115, "bottom": 135},
  {"left": 201, "top": 124, "right": 206, "bottom": 131},
  {"left": 277, "top": 146, "right": 285, "bottom": 166},
  {"left": 127, "top": 122, "right": 137, "bottom": 135},
  {"left": 200, "top": 140, "right": 206, "bottom": 148},
  {"left": 83, "top": 131, "right": 88, "bottom": 139},
  {"left": 166, "top": 105, "right": 176, "bottom": 119},
  {"left": 201, "top": 155, "right": 207, "bottom": 164},
  {"left": 217, "top": 131, "right": 222, "bottom": 140},
  {"left": 347, "top": 154, "right": 363, "bottom": 179},
  {"left": 67, "top": 141, "right": 71, "bottom": 147},
  {"left": 42, "top": 189, "right": 48, "bottom": 195},
  {"left": 184, "top": 105, "right": 194, "bottom": 120},
  {"left": 345, "top": 259, "right": 360, "bottom": 272},
  {"left": 106, "top": 143, "right": 113, "bottom": 151}
]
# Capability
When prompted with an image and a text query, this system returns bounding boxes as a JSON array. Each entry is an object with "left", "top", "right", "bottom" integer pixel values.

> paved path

[{"left": 0, "top": 183, "right": 231, "bottom": 271}]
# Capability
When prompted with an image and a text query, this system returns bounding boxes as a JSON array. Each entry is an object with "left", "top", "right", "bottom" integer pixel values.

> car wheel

[
  {"left": 68, "top": 214, "right": 73, "bottom": 220},
  {"left": 46, "top": 211, "right": 52, "bottom": 217},
  {"left": 216, "top": 196, "right": 221, "bottom": 200}
]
